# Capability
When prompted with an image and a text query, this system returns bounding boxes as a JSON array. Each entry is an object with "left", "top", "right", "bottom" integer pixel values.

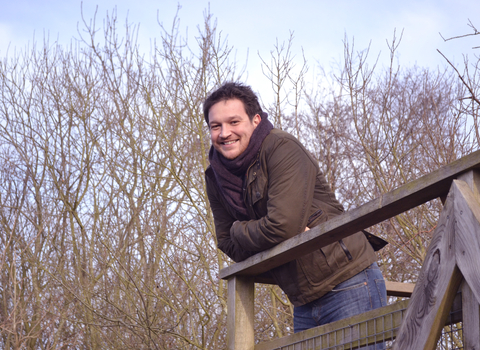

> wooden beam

[
  {"left": 227, "top": 276, "right": 255, "bottom": 350},
  {"left": 453, "top": 179, "right": 480, "bottom": 304},
  {"left": 393, "top": 184, "right": 463, "bottom": 350},
  {"left": 255, "top": 300, "right": 409, "bottom": 350},
  {"left": 254, "top": 293, "right": 463, "bottom": 350},
  {"left": 220, "top": 150, "right": 480, "bottom": 280},
  {"left": 458, "top": 170, "right": 480, "bottom": 202},
  {"left": 255, "top": 279, "right": 418, "bottom": 297},
  {"left": 454, "top": 174, "right": 480, "bottom": 350},
  {"left": 462, "top": 282, "right": 480, "bottom": 349},
  {"left": 385, "top": 281, "right": 415, "bottom": 297}
]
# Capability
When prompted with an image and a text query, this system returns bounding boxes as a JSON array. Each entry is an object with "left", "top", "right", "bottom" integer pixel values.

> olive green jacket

[{"left": 206, "top": 129, "right": 376, "bottom": 306}]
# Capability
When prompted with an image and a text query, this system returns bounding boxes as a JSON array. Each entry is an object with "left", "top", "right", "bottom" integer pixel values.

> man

[{"left": 204, "top": 82, "right": 387, "bottom": 339}]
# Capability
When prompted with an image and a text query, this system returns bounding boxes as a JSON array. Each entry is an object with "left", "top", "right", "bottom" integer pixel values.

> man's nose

[{"left": 219, "top": 125, "right": 231, "bottom": 138}]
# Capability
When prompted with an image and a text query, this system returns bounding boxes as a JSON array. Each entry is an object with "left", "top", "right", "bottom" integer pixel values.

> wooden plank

[
  {"left": 458, "top": 170, "right": 480, "bottom": 202},
  {"left": 255, "top": 279, "right": 417, "bottom": 298},
  {"left": 462, "top": 282, "right": 480, "bottom": 349},
  {"left": 227, "top": 276, "right": 255, "bottom": 350},
  {"left": 457, "top": 171, "right": 480, "bottom": 350},
  {"left": 453, "top": 179, "right": 480, "bottom": 304},
  {"left": 254, "top": 293, "right": 464, "bottom": 350},
  {"left": 255, "top": 300, "right": 409, "bottom": 350},
  {"left": 220, "top": 150, "right": 480, "bottom": 280},
  {"left": 393, "top": 183, "right": 463, "bottom": 350},
  {"left": 386, "top": 281, "right": 415, "bottom": 297}
]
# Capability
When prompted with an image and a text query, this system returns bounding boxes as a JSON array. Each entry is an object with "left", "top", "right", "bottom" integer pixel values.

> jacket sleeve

[
  {"left": 230, "top": 136, "right": 317, "bottom": 252},
  {"left": 205, "top": 172, "right": 256, "bottom": 262}
]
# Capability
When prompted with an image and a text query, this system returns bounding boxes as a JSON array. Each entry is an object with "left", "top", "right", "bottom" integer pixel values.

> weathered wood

[
  {"left": 224, "top": 163, "right": 480, "bottom": 350},
  {"left": 255, "top": 300, "right": 409, "bottom": 350},
  {"left": 453, "top": 179, "right": 480, "bottom": 305},
  {"left": 458, "top": 170, "right": 480, "bottom": 202},
  {"left": 254, "top": 293, "right": 464, "bottom": 350},
  {"left": 220, "top": 151, "right": 480, "bottom": 280},
  {"left": 253, "top": 279, "right": 418, "bottom": 298},
  {"left": 453, "top": 175, "right": 480, "bottom": 350},
  {"left": 462, "top": 282, "right": 480, "bottom": 350},
  {"left": 227, "top": 276, "right": 255, "bottom": 350},
  {"left": 393, "top": 185, "right": 463, "bottom": 350},
  {"left": 385, "top": 281, "right": 415, "bottom": 297},
  {"left": 393, "top": 174, "right": 480, "bottom": 349}
]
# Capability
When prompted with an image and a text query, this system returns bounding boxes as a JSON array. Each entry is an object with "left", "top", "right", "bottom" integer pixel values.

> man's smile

[
  {"left": 208, "top": 99, "right": 260, "bottom": 159},
  {"left": 222, "top": 140, "right": 238, "bottom": 145}
]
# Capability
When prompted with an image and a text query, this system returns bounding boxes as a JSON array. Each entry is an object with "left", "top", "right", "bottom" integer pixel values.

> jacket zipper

[
  {"left": 243, "top": 155, "right": 259, "bottom": 215},
  {"left": 339, "top": 239, "right": 353, "bottom": 261},
  {"left": 307, "top": 209, "right": 323, "bottom": 227}
]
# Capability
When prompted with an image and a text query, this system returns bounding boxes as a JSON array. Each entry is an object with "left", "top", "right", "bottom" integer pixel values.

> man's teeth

[{"left": 223, "top": 140, "right": 237, "bottom": 145}]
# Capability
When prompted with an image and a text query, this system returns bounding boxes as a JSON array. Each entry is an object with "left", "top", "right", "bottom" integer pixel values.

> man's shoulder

[
  {"left": 262, "top": 128, "right": 306, "bottom": 151},
  {"left": 266, "top": 128, "right": 295, "bottom": 139},
  {"left": 261, "top": 128, "right": 317, "bottom": 167}
]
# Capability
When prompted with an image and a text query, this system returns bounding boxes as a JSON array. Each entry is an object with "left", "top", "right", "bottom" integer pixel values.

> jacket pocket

[
  {"left": 298, "top": 240, "right": 352, "bottom": 287},
  {"left": 322, "top": 240, "right": 351, "bottom": 269},
  {"left": 307, "top": 209, "right": 324, "bottom": 228},
  {"left": 297, "top": 249, "right": 333, "bottom": 286}
]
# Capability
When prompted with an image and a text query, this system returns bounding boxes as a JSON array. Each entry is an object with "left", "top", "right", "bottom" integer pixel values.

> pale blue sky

[{"left": 1, "top": 0, "right": 479, "bottom": 91}]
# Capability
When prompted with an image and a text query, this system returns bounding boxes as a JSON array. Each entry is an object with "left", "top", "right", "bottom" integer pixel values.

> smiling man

[
  {"left": 204, "top": 82, "right": 386, "bottom": 343},
  {"left": 208, "top": 98, "right": 260, "bottom": 160}
]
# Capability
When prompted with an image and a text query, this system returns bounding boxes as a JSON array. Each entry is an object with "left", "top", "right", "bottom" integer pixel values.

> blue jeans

[{"left": 294, "top": 262, "right": 387, "bottom": 349}]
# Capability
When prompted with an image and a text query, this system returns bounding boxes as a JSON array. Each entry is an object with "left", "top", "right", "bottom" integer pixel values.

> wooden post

[
  {"left": 227, "top": 276, "right": 255, "bottom": 350},
  {"left": 394, "top": 172, "right": 480, "bottom": 349},
  {"left": 458, "top": 170, "right": 480, "bottom": 202},
  {"left": 457, "top": 171, "right": 480, "bottom": 350},
  {"left": 393, "top": 181, "right": 462, "bottom": 350},
  {"left": 462, "top": 282, "right": 480, "bottom": 349}
]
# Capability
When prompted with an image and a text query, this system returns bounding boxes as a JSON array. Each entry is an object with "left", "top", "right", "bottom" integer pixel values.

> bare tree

[
  {"left": 439, "top": 20, "right": 480, "bottom": 144},
  {"left": 0, "top": 7, "right": 242, "bottom": 349},
  {"left": 1, "top": 8, "right": 479, "bottom": 349}
]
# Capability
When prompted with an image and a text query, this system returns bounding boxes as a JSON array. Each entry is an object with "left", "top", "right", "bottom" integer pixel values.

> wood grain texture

[
  {"left": 393, "top": 185, "right": 462, "bottom": 350},
  {"left": 393, "top": 176, "right": 480, "bottom": 349},
  {"left": 385, "top": 281, "right": 415, "bottom": 297},
  {"left": 227, "top": 276, "right": 255, "bottom": 350},
  {"left": 462, "top": 282, "right": 480, "bottom": 350},
  {"left": 454, "top": 176, "right": 480, "bottom": 350},
  {"left": 220, "top": 151, "right": 480, "bottom": 280},
  {"left": 250, "top": 172, "right": 480, "bottom": 350},
  {"left": 457, "top": 171, "right": 480, "bottom": 202},
  {"left": 453, "top": 179, "right": 480, "bottom": 305},
  {"left": 255, "top": 300, "right": 409, "bottom": 350}
]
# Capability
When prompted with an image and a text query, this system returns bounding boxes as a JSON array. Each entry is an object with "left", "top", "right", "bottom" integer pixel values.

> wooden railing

[{"left": 219, "top": 150, "right": 480, "bottom": 350}]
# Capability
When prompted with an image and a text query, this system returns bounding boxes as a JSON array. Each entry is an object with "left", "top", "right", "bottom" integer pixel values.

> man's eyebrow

[
  {"left": 210, "top": 115, "right": 242, "bottom": 125},
  {"left": 225, "top": 115, "right": 242, "bottom": 120}
]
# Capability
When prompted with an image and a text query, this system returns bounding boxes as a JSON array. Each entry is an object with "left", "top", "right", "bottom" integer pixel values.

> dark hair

[{"left": 203, "top": 82, "right": 263, "bottom": 125}]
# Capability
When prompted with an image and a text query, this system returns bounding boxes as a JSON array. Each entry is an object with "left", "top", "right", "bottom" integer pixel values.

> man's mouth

[{"left": 222, "top": 140, "right": 238, "bottom": 145}]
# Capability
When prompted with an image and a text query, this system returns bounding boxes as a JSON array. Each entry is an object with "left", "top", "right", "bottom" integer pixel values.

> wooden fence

[{"left": 219, "top": 150, "right": 480, "bottom": 350}]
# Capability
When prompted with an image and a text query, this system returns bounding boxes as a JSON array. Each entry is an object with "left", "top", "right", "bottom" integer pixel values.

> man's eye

[{"left": 231, "top": 121, "right": 239, "bottom": 125}]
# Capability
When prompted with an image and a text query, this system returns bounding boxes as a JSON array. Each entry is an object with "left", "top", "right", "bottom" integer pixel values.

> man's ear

[{"left": 252, "top": 114, "right": 261, "bottom": 128}]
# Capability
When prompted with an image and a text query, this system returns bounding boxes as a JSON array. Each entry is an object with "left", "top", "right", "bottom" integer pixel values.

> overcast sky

[{"left": 1, "top": 0, "right": 480, "bottom": 93}]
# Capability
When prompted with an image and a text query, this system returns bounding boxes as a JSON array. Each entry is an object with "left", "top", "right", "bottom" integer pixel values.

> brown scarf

[{"left": 209, "top": 112, "right": 273, "bottom": 219}]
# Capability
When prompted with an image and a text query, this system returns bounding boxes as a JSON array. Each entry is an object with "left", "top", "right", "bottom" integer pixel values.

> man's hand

[{"left": 304, "top": 227, "right": 310, "bottom": 232}]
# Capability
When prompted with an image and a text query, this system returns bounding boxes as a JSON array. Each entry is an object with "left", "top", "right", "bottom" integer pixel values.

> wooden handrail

[
  {"left": 220, "top": 150, "right": 480, "bottom": 280},
  {"left": 386, "top": 281, "right": 415, "bottom": 297},
  {"left": 222, "top": 154, "right": 480, "bottom": 350}
]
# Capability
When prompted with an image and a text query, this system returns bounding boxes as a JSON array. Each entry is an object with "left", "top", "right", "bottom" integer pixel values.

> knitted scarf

[{"left": 209, "top": 112, "right": 273, "bottom": 219}]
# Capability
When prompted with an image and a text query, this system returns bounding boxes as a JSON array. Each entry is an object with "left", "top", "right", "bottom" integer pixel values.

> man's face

[{"left": 208, "top": 99, "right": 260, "bottom": 160}]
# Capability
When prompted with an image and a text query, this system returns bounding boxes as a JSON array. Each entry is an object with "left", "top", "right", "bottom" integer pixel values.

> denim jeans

[{"left": 294, "top": 262, "right": 387, "bottom": 349}]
